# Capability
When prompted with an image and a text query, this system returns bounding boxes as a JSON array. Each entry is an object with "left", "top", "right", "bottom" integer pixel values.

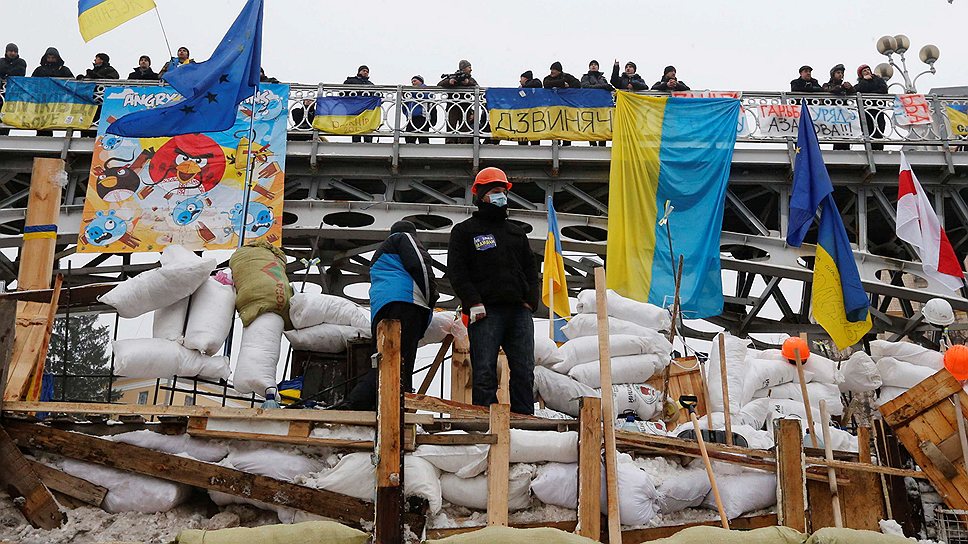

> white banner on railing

[
  {"left": 893, "top": 94, "right": 932, "bottom": 126},
  {"left": 672, "top": 90, "right": 751, "bottom": 136},
  {"left": 757, "top": 104, "right": 862, "bottom": 138}
]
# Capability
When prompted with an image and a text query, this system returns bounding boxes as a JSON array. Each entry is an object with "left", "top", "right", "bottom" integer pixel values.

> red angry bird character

[{"left": 147, "top": 135, "right": 226, "bottom": 196}]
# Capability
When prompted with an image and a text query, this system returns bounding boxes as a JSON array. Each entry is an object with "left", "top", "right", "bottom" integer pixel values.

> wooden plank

[
  {"left": 25, "top": 274, "right": 62, "bottom": 401},
  {"left": 881, "top": 369, "right": 960, "bottom": 427},
  {"left": 375, "top": 320, "right": 403, "bottom": 544},
  {"left": 0, "top": 299, "right": 15, "bottom": 407},
  {"left": 0, "top": 425, "right": 63, "bottom": 529},
  {"left": 486, "top": 403, "right": 511, "bottom": 527},
  {"left": 803, "top": 457, "right": 928, "bottom": 479},
  {"left": 417, "top": 335, "right": 453, "bottom": 395},
  {"left": 794, "top": 349, "right": 819, "bottom": 449},
  {"left": 5, "top": 421, "right": 428, "bottom": 529},
  {"left": 187, "top": 427, "right": 375, "bottom": 450},
  {"left": 839, "top": 426, "right": 885, "bottom": 531},
  {"left": 819, "top": 401, "right": 843, "bottom": 527},
  {"left": 415, "top": 434, "right": 497, "bottom": 446},
  {"left": 497, "top": 351, "right": 510, "bottom": 405},
  {"left": 775, "top": 418, "right": 806, "bottom": 532},
  {"left": 3, "top": 400, "right": 433, "bottom": 425},
  {"left": 717, "top": 334, "right": 733, "bottom": 446},
  {"left": 646, "top": 361, "right": 705, "bottom": 426},
  {"left": 405, "top": 393, "right": 542, "bottom": 419},
  {"left": 28, "top": 460, "right": 106, "bottom": 507},
  {"left": 594, "top": 267, "right": 621, "bottom": 543},
  {"left": 576, "top": 396, "right": 602, "bottom": 540},
  {"left": 450, "top": 334, "right": 472, "bottom": 405}
]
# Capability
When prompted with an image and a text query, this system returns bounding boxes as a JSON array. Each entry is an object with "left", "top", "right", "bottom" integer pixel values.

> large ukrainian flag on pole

[
  {"left": 543, "top": 196, "right": 570, "bottom": 342},
  {"left": 787, "top": 99, "right": 871, "bottom": 349},
  {"left": 78, "top": 0, "right": 156, "bottom": 42},
  {"left": 606, "top": 92, "right": 741, "bottom": 318}
]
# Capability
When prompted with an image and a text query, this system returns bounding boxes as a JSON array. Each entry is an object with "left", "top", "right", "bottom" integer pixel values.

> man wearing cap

[
  {"left": 543, "top": 61, "right": 580, "bottom": 89},
  {"left": 448, "top": 167, "right": 539, "bottom": 415},
  {"left": 610, "top": 60, "right": 648, "bottom": 91},
  {"left": 405, "top": 75, "right": 436, "bottom": 144},
  {"left": 78, "top": 53, "right": 119, "bottom": 80},
  {"left": 790, "top": 65, "right": 822, "bottom": 93},
  {"left": 337, "top": 220, "right": 439, "bottom": 410},
  {"left": 651, "top": 65, "right": 690, "bottom": 92},
  {"left": 0, "top": 43, "right": 26, "bottom": 136},
  {"left": 344, "top": 65, "right": 376, "bottom": 143},
  {"left": 439, "top": 60, "right": 480, "bottom": 143}
]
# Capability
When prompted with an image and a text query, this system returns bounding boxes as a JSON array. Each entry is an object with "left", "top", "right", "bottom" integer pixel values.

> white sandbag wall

[{"left": 234, "top": 312, "right": 285, "bottom": 395}]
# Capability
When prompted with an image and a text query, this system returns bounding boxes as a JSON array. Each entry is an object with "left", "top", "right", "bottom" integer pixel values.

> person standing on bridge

[
  {"left": 335, "top": 220, "right": 438, "bottom": 410},
  {"left": 448, "top": 168, "right": 539, "bottom": 415},
  {"left": 581, "top": 60, "right": 612, "bottom": 147},
  {"left": 344, "top": 65, "right": 376, "bottom": 143},
  {"left": 790, "top": 65, "right": 822, "bottom": 93},
  {"left": 0, "top": 43, "right": 27, "bottom": 136}
]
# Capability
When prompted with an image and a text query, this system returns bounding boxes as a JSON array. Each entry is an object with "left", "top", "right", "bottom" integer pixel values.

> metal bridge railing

[{"left": 1, "top": 79, "right": 966, "bottom": 147}]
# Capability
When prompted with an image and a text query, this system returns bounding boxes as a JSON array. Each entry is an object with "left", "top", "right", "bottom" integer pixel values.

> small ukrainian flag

[
  {"left": 312, "top": 96, "right": 383, "bottom": 135},
  {"left": 78, "top": 0, "right": 156, "bottom": 42}
]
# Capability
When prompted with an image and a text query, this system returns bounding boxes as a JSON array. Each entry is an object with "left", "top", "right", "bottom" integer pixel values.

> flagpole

[{"left": 152, "top": 6, "right": 174, "bottom": 59}]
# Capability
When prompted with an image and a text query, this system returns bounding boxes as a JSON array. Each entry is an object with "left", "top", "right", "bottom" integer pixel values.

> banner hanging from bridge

[
  {"left": 757, "top": 103, "right": 862, "bottom": 139},
  {"left": 948, "top": 104, "right": 968, "bottom": 137},
  {"left": 485, "top": 88, "right": 613, "bottom": 141},
  {"left": 0, "top": 77, "right": 98, "bottom": 130},
  {"left": 77, "top": 83, "right": 289, "bottom": 253},
  {"left": 893, "top": 94, "right": 932, "bottom": 126}
]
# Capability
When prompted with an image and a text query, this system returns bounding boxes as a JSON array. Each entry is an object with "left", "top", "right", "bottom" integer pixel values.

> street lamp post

[{"left": 874, "top": 34, "right": 940, "bottom": 93}]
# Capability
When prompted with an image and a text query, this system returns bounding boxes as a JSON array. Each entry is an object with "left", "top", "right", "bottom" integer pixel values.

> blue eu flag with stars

[{"left": 107, "top": 0, "right": 263, "bottom": 137}]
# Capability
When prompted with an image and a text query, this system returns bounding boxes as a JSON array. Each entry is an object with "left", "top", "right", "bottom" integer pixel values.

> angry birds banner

[{"left": 77, "top": 84, "right": 288, "bottom": 253}]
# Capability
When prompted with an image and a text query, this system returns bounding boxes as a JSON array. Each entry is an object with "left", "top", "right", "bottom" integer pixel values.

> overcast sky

[{"left": 5, "top": 0, "right": 966, "bottom": 92}]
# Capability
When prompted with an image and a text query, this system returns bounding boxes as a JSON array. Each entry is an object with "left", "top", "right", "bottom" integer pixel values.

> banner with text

[
  {"left": 947, "top": 104, "right": 968, "bottom": 137},
  {"left": 893, "top": 94, "right": 932, "bottom": 126},
  {"left": 485, "top": 88, "right": 613, "bottom": 141},
  {"left": 757, "top": 103, "right": 862, "bottom": 139},
  {"left": 77, "top": 84, "right": 289, "bottom": 253},
  {"left": 672, "top": 90, "right": 751, "bottom": 136}
]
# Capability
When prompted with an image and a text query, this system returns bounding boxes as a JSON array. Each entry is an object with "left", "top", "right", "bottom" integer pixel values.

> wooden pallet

[
  {"left": 880, "top": 369, "right": 968, "bottom": 510},
  {"left": 647, "top": 358, "right": 707, "bottom": 426}
]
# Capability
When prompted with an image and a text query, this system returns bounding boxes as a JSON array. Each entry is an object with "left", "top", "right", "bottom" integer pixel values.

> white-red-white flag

[{"left": 897, "top": 152, "right": 965, "bottom": 292}]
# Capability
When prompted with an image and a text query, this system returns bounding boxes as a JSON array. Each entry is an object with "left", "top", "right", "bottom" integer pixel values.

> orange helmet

[
  {"left": 781, "top": 337, "right": 811, "bottom": 363},
  {"left": 471, "top": 167, "right": 512, "bottom": 195},
  {"left": 944, "top": 344, "right": 968, "bottom": 381}
]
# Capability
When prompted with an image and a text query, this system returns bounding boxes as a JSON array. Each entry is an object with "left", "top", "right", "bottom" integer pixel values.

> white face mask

[{"left": 488, "top": 192, "right": 508, "bottom": 207}]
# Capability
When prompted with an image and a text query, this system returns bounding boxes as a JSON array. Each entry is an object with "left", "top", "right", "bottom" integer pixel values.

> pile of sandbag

[
  {"left": 283, "top": 292, "right": 371, "bottom": 354},
  {"left": 869, "top": 339, "right": 943, "bottom": 406},
  {"left": 103, "top": 245, "right": 232, "bottom": 381}
]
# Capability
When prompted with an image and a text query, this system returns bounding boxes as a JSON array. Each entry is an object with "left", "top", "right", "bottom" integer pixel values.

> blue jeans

[{"left": 468, "top": 304, "right": 535, "bottom": 415}]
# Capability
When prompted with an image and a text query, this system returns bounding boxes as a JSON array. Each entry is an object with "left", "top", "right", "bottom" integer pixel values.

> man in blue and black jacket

[{"left": 338, "top": 220, "right": 438, "bottom": 410}]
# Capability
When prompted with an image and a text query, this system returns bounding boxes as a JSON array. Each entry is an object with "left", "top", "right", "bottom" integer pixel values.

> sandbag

[
  {"left": 760, "top": 381, "right": 844, "bottom": 416},
  {"left": 839, "top": 351, "right": 882, "bottom": 393},
  {"left": 760, "top": 348, "right": 843, "bottom": 385},
  {"left": 413, "top": 438, "right": 489, "bottom": 476},
  {"left": 533, "top": 366, "right": 600, "bottom": 417},
  {"left": 425, "top": 526, "right": 600, "bottom": 544},
  {"left": 534, "top": 332, "right": 564, "bottom": 367},
  {"left": 175, "top": 521, "right": 369, "bottom": 544},
  {"left": 555, "top": 334, "right": 665, "bottom": 374},
  {"left": 233, "top": 312, "right": 284, "bottom": 395},
  {"left": 742, "top": 357, "right": 809, "bottom": 404},
  {"left": 530, "top": 462, "right": 578, "bottom": 508},
  {"left": 289, "top": 292, "right": 370, "bottom": 330},
  {"left": 877, "top": 356, "right": 936, "bottom": 389},
  {"left": 306, "top": 452, "right": 442, "bottom": 514},
  {"left": 100, "top": 248, "right": 216, "bottom": 318},
  {"left": 284, "top": 323, "right": 370, "bottom": 353},
  {"left": 510, "top": 429, "right": 578, "bottom": 463},
  {"left": 702, "top": 470, "right": 777, "bottom": 519},
  {"left": 606, "top": 453, "right": 660, "bottom": 526},
  {"left": 646, "top": 526, "right": 806, "bottom": 544},
  {"left": 229, "top": 241, "right": 293, "bottom": 327},
  {"left": 575, "top": 288, "right": 672, "bottom": 331},
  {"left": 152, "top": 297, "right": 189, "bottom": 341},
  {"left": 806, "top": 527, "right": 912, "bottom": 544},
  {"left": 877, "top": 386, "right": 908, "bottom": 407},
  {"left": 707, "top": 333, "right": 750, "bottom": 415},
  {"left": 113, "top": 338, "right": 230, "bottom": 380},
  {"left": 869, "top": 339, "right": 943, "bottom": 370},
  {"left": 604, "top": 383, "right": 663, "bottom": 421},
  {"left": 440, "top": 463, "right": 532, "bottom": 511},
  {"left": 420, "top": 311, "right": 461, "bottom": 347},
  {"left": 159, "top": 244, "right": 199, "bottom": 266},
  {"left": 742, "top": 397, "right": 823, "bottom": 430},
  {"left": 568, "top": 354, "right": 659, "bottom": 388},
  {"left": 225, "top": 442, "right": 324, "bottom": 481},
  {"left": 110, "top": 430, "right": 228, "bottom": 462},
  {"left": 60, "top": 458, "right": 191, "bottom": 513},
  {"left": 656, "top": 469, "right": 711, "bottom": 513},
  {"left": 182, "top": 277, "right": 236, "bottom": 355},
  {"left": 809, "top": 422, "right": 858, "bottom": 452},
  {"left": 561, "top": 314, "right": 673, "bottom": 355},
  {"left": 674, "top": 420, "right": 774, "bottom": 450}
]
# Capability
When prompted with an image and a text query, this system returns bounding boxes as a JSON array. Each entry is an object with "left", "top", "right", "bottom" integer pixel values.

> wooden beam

[
  {"left": 576, "top": 396, "right": 602, "bottom": 540},
  {"left": 417, "top": 335, "right": 453, "bottom": 395},
  {"left": 717, "top": 333, "right": 733, "bottom": 446},
  {"left": 5, "top": 421, "right": 426, "bottom": 529},
  {"left": 594, "top": 267, "right": 621, "bottom": 542},
  {"left": 497, "top": 351, "right": 510, "bottom": 405},
  {"left": 415, "top": 433, "right": 496, "bottom": 446},
  {"left": 3, "top": 401, "right": 432, "bottom": 425},
  {"left": 450, "top": 333, "right": 472, "bottom": 405},
  {"left": 25, "top": 273, "right": 62, "bottom": 400},
  {"left": 375, "top": 320, "right": 403, "bottom": 544},
  {"left": 0, "top": 425, "right": 63, "bottom": 530},
  {"left": 405, "top": 393, "right": 543, "bottom": 419},
  {"left": 28, "top": 460, "right": 106, "bottom": 507},
  {"left": 775, "top": 418, "right": 806, "bottom": 532},
  {"left": 0, "top": 299, "right": 15, "bottom": 408},
  {"left": 486, "top": 403, "right": 511, "bottom": 527},
  {"left": 803, "top": 456, "right": 929, "bottom": 479}
]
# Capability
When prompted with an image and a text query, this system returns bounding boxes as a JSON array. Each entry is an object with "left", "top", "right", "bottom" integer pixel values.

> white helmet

[{"left": 922, "top": 298, "right": 955, "bottom": 327}]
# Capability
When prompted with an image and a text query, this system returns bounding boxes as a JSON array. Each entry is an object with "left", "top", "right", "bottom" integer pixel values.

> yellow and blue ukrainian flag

[
  {"left": 312, "top": 96, "right": 382, "bottom": 135},
  {"left": 0, "top": 77, "right": 98, "bottom": 130},
  {"left": 542, "top": 196, "right": 570, "bottom": 342},
  {"left": 605, "top": 92, "right": 741, "bottom": 318},
  {"left": 948, "top": 104, "right": 968, "bottom": 137},
  {"left": 787, "top": 99, "right": 871, "bottom": 349},
  {"left": 78, "top": 0, "right": 156, "bottom": 42},
  {"left": 485, "top": 88, "right": 613, "bottom": 141}
]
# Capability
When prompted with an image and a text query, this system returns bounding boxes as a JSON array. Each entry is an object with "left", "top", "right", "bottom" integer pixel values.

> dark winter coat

[
  {"left": 521, "top": 77, "right": 542, "bottom": 89},
  {"left": 369, "top": 231, "right": 439, "bottom": 320},
  {"left": 0, "top": 56, "right": 26, "bottom": 79},
  {"left": 158, "top": 58, "right": 195, "bottom": 79},
  {"left": 81, "top": 63, "right": 120, "bottom": 80},
  {"left": 822, "top": 78, "right": 855, "bottom": 96},
  {"left": 128, "top": 67, "right": 159, "bottom": 81},
  {"left": 543, "top": 72, "right": 581, "bottom": 89},
  {"left": 447, "top": 203, "right": 540, "bottom": 313},
  {"left": 580, "top": 71, "right": 613, "bottom": 91},
  {"left": 610, "top": 64, "right": 647, "bottom": 91},
  {"left": 437, "top": 74, "right": 478, "bottom": 88},
  {"left": 343, "top": 75, "right": 374, "bottom": 85},
  {"left": 31, "top": 47, "right": 73, "bottom": 78},
  {"left": 790, "top": 77, "right": 823, "bottom": 93},
  {"left": 854, "top": 75, "right": 888, "bottom": 95},
  {"left": 651, "top": 76, "right": 690, "bottom": 92}
]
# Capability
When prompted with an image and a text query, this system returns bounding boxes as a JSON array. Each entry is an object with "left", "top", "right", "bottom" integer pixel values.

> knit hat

[
  {"left": 520, "top": 70, "right": 533, "bottom": 79},
  {"left": 177, "top": 46, "right": 189, "bottom": 55},
  {"left": 459, "top": 59, "right": 471, "bottom": 71},
  {"left": 663, "top": 65, "right": 676, "bottom": 76},
  {"left": 798, "top": 65, "right": 812, "bottom": 73},
  {"left": 550, "top": 61, "right": 563, "bottom": 72},
  {"left": 830, "top": 63, "right": 845, "bottom": 77},
  {"left": 96, "top": 53, "right": 110, "bottom": 64},
  {"left": 856, "top": 64, "right": 871, "bottom": 77},
  {"left": 5, "top": 43, "right": 17, "bottom": 53},
  {"left": 625, "top": 61, "right": 636, "bottom": 71},
  {"left": 139, "top": 55, "right": 151, "bottom": 63},
  {"left": 357, "top": 65, "right": 369, "bottom": 73},
  {"left": 390, "top": 220, "right": 417, "bottom": 234},
  {"left": 589, "top": 59, "right": 599, "bottom": 67},
  {"left": 412, "top": 75, "right": 424, "bottom": 84}
]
